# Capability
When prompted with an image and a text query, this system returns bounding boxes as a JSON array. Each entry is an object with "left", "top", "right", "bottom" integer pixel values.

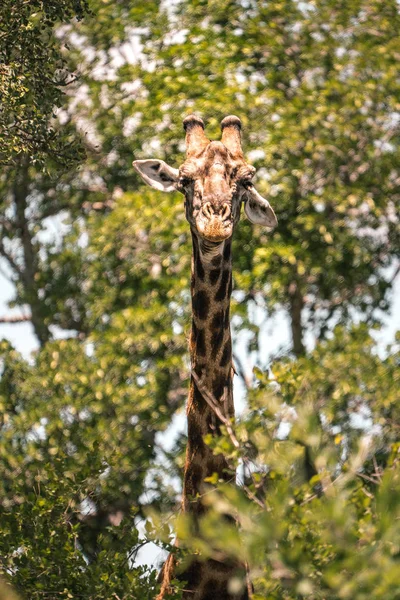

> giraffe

[{"left": 133, "top": 115, "right": 277, "bottom": 600}]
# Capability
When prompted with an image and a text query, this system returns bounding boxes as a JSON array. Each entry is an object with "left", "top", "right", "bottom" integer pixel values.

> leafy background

[{"left": 0, "top": 0, "right": 399, "bottom": 599}]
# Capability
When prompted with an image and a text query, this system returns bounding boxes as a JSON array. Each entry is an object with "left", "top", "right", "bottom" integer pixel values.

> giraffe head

[{"left": 133, "top": 115, "right": 277, "bottom": 244}]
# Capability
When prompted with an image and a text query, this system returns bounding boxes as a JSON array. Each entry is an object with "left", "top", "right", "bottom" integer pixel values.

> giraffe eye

[
  {"left": 241, "top": 179, "right": 253, "bottom": 190},
  {"left": 179, "top": 176, "right": 193, "bottom": 188}
]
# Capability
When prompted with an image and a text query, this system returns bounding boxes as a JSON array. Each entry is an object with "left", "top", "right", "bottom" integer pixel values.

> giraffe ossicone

[{"left": 133, "top": 116, "right": 277, "bottom": 600}]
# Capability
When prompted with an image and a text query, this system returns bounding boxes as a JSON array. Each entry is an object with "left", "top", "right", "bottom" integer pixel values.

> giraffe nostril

[
  {"left": 202, "top": 202, "right": 213, "bottom": 219},
  {"left": 221, "top": 203, "right": 231, "bottom": 221}
]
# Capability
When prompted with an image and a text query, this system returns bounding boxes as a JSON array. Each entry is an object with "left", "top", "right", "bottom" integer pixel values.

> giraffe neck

[
  {"left": 157, "top": 235, "right": 250, "bottom": 600},
  {"left": 190, "top": 235, "right": 233, "bottom": 384},
  {"left": 183, "top": 233, "right": 234, "bottom": 514}
]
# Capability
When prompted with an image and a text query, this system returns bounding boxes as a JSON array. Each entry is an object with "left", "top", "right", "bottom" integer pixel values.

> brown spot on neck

[
  {"left": 209, "top": 268, "right": 220, "bottom": 285},
  {"left": 210, "top": 253, "right": 223, "bottom": 267},
  {"left": 223, "top": 239, "right": 232, "bottom": 262},
  {"left": 215, "top": 269, "right": 231, "bottom": 302},
  {"left": 192, "top": 290, "right": 209, "bottom": 320}
]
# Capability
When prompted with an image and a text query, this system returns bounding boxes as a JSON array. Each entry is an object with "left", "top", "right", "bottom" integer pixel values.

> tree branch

[
  {"left": 0, "top": 314, "right": 31, "bottom": 323},
  {"left": 12, "top": 159, "right": 51, "bottom": 345},
  {"left": 191, "top": 370, "right": 266, "bottom": 509},
  {"left": 233, "top": 353, "right": 252, "bottom": 389}
]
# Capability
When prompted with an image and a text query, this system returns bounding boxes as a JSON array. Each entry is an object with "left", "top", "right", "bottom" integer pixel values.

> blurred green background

[{"left": 0, "top": 1, "right": 399, "bottom": 598}]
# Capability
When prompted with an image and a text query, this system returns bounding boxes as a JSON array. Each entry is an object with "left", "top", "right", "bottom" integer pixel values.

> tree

[
  {"left": 0, "top": 0, "right": 89, "bottom": 169},
  {"left": 131, "top": 0, "right": 400, "bottom": 357},
  {"left": 173, "top": 325, "right": 400, "bottom": 599},
  {"left": 0, "top": 0, "right": 399, "bottom": 598}
]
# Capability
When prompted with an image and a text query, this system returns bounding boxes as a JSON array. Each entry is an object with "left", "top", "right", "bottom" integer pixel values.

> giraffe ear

[
  {"left": 133, "top": 159, "right": 179, "bottom": 192},
  {"left": 243, "top": 184, "right": 278, "bottom": 228}
]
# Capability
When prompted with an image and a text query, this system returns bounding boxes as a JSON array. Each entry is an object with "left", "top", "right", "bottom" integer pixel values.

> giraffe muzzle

[{"left": 196, "top": 201, "right": 233, "bottom": 241}]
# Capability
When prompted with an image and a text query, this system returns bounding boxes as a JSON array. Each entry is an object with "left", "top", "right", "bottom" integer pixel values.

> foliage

[
  {"left": 0, "top": 0, "right": 88, "bottom": 168},
  {"left": 135, "top": 0, "right": 400, "bottom": 354},
  {"left": 0, "top": 187, "right": 190, "bottom": 596},
  {"left": 0, "top": 336, "right": 163, "bottom": 599},
  {"left": 0, "top": 0, "right": 399, "bottom": 598},
  {"left": 172, "top": 326, "right": 400, "bottom": 599}
]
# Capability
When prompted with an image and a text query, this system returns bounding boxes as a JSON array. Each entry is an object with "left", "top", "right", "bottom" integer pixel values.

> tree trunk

[
  {"left": 13, "top": 159, "right": 51, "bottom": 346},
  {"left": 289, "top": 282, "right": 305, "bottom": 357}
]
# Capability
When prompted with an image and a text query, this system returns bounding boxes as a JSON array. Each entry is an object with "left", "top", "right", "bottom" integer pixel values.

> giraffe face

[
  {"left": 178, "top": 141, "right": 254, "bottom": 242},
  {"left": 133, "top": 115, "right": 277, "bottom": 241}
]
